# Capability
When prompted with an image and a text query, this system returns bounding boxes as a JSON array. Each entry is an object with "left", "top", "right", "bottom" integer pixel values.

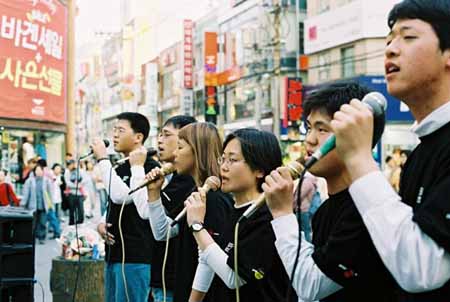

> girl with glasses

[{"left": 185, "top": 128, "right": 297, "bottom": 302}]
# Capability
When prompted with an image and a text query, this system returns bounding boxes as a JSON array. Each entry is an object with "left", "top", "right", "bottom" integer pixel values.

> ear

[
  {"left": 254, "top": 169, "right": 265, "bottom": 180},
  {"left": 135, "top": 133, "right": 144, "bottom": 145},
  {"left": 444, "top": 49, "right": 450, "bottom": 69}
]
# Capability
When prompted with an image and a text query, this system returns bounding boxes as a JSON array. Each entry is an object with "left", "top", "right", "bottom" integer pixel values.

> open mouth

[{"left": 385, "top": 62, "right": 400, "bottom": 75}]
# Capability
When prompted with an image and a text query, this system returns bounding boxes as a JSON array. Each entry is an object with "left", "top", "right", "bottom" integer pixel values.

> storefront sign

[
  {"left": 204, "top": 32, "right": 219, "bottom": 123},
  {"left": 102, "top": 36, "right": 120, "bottom": 88},
  {"left": 0, "top": 0, "right": 67, "bottom": 124},
  {"left": 183, "top": 19, "right": 193, "bottom": 89},
  {"left": 283, "top": 77, "right": 303, "bottom": 127},
  {"left": 304, "top": 0, "right": 399, "bottom": 54}
]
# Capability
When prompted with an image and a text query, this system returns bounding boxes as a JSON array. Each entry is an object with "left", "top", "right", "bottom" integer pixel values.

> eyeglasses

[{"left": 217, "top": 156, "right": 245, "bottom": 166}]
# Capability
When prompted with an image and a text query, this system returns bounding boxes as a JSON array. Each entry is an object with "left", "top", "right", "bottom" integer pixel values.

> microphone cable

[
  {"left": 118, "top": 196, "right": 131, "bottom": 302},
  {"left": 162, "top": 224, "right": 172, "bottom": 302},
  {"left": 71, "top": 158, "right": 83, "bottom": 302},
  {"left": 233, "top": 220, "right": 242, "bottom": 302},
  {"left": 286, "top": 168, "right": 307, "bottom": 302},
  {"left": 104, "top": 159, "right": 130, "bottom": 302},
  {"left": 161, "top": 185, "right": 196, "bottom": 302}
]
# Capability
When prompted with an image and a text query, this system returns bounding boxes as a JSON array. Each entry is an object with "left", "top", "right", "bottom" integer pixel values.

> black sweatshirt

[
  {"left": 105, "top": 154, "right": 159, "bottom": 264},
  {"left": 311, "top": 190, "right": 397, "bottom": 302},
  {"left": 396, "top": 121, "right": 450, "bottom": 301}
]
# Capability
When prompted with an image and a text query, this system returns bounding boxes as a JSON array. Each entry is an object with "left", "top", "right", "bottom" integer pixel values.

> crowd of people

[{"left": 0, "top": 150, "right": 109, "bottom": 244}]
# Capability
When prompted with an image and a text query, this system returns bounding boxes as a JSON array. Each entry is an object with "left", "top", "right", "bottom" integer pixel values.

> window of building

[
  {"left": 318, "top": 51, "right": 331, "bottom": 81},
  {"left": 318, "top": 0, "right": 330, "bottom": 13},
  {"left": 162, "top": 72, "right": 173, "bottom": 99},
  {"left": 299, "top": 22, "right": 304, "bottom": 54},
  {"left": 341, "top": 46, "right": 355, "bottom": 78},
  {"left": 299, "top": 0, "right": 307, "bottom": 10}
]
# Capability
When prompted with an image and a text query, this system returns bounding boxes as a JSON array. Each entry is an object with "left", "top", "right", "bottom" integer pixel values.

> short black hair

[
  {"left": 52, "top": 163, "right": 62, "bottom": 170},
  {"left": 117, "top": 112, "right": 150, "bottom": 143},
  {"left": 388, "top": 0, "right": 450, "bottom": 51},
  {"left": 37, "top": 158, "right": 47, "bottom": 167},
  {"left": 163, "top": 115, "right": 197, "bottom": 129},
  {"left": 303, "top": 81, "right": 372, "bottom": 119},
  {"left": 223, "top": 128, "right": 282, "bottom": 192}
]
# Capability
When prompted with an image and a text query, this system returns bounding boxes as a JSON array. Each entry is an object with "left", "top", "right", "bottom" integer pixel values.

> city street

[
  {"left": 34, "top": 236, "right": 59, "bottom": 302},
  {"left": 33, "top": 217, "right": 103, "bottom": 302}
]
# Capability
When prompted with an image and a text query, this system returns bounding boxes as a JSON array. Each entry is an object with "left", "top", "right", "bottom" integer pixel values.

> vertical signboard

[
  {"left": 183, "top": 19, "right": 193, "bottom": 89},
  {"left": 204, "top": 32, "right": 218, "bottom": 124},
  {"left": 284, "top": 77, "right": 303, "bottom": 127}
]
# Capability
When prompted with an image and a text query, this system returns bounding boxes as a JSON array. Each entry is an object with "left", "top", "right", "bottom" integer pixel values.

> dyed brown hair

[{"left": 178, "top": 122, "right": 222, "bottom": 186}]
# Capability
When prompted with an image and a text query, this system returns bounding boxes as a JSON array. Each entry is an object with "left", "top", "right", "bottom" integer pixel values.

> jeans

[
  {"left": 151, "top": 287, "right": 173, "bottom": 302},
  {"left": 47, "top": 209, "right": 61, "bottom": 237},
  {"left": 35, "top": 210, "right": 47, "bottom": 241},
  {"left": 98, "top": 189, "right": 108, "bottom": 217},
  {"left": 105, "top": 263, "right": 151, "bottom": 302},
  {"left": 68, "top": 194, "right": 84, "bottom": 225}
]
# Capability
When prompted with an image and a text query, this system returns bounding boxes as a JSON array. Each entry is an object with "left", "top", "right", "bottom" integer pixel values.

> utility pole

[
  {"left": 272, "top": 0, "right": 281, "bottom": 139},
  {"left": 66, "top": 0, "right": 76, "bottom": 155}
]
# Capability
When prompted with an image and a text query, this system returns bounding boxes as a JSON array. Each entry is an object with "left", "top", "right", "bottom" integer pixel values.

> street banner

[{"left": 0, "top": 0, "right": 68, "bottom": 124}]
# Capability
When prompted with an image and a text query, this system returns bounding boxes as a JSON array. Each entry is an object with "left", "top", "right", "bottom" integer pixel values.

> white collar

[
  {"left": 411, "top": 101, "right": 450, "bottom": 137},
  {"left": 234, "top": 197, "right": 260, "bottom": 209}
]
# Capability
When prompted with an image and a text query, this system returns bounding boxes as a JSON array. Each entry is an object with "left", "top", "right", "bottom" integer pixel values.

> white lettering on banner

[
  {"left": 1, "top": 15, "right": 15, "bottom": 39},
  {"left": 28, "top": 10, "right": 51, "bottom": 24},
  {"left": 0, "top": 58, "right": 63, "bottom": 96},
  {"left": 31, "top": 0, "right": 57, "bottom": 15},
  {"left": 31, "top": 98, "right": 45, "bottom": 116},
  {"left": 38, "top": 26, "right": 63, "bottom": 59},
  {"left": 0, "top": 15, "right": 63, "bottom": 60}
]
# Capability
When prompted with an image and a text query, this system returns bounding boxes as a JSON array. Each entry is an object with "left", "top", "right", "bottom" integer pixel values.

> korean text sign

[{"left": 0, "top": 0, "right": 67, "bottom": 124}]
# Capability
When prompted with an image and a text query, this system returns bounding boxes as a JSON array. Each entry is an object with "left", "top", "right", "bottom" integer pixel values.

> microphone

[
  {"left": 112, "top": 147, "right": 158, "bottom": 169},
  {"left": 170, "top": 176, "right": 221, "bottom": 227},
  {"left": 80, "top": 139, "right": 110, "bottom": 160},
  {"left": 304, "top": 91, "right": 387, "bottom": 170},
  {"left": 128, "top": 163, "right": 175, "bottom": 195},
  {"left": 240, "top": 161, "right": 304, "bottom": 220}
]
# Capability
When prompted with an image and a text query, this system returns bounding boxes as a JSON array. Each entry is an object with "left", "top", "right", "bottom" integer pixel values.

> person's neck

[
  {"left": 123, "top": 144, "right": 142, "bottom": 157},
  {"left": 326, "top": 170, "right": 351, "bottom": 195},
  {"left": 233, "top": 187, "right": 261, "bottom": 206},
  {"left": 404, "top": 79, "right": 450, "bottom": 123}
]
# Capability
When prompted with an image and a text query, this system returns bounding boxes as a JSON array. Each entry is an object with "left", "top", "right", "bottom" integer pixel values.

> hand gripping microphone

[
  {"left": 80, "top": 139, "right": 110, "bottom": 160},
  {"left": 170, "top": 176, "right": 221, "bottom": 227},
  {"left": 128, "top": 163, "right": 175, "bottom": 195},
  {"left": 240, "top": 161, "right": 304, "bottom": 220},
  {"left": 112, "top": 147, "right": 158, "bottom": 169},
  {"left": 304, "top": 91, "right": 387, "bottom": 170}
]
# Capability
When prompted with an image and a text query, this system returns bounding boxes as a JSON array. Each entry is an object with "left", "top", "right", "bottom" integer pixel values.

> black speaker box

[
  {"left": 0, "top": 207, "right": 35, "bottom": 245},
  {"left": 0, "top": 207, "right": 35, "bottom": 300},
  {"left": 0, "top": 279, "right": 34, "bottom": 302}
]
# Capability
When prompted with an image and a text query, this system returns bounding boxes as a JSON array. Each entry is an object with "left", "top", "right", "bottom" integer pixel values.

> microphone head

[
  {"left": 103, "top": 139, "right": 110, "bottom": 148},
  {"left": 161, "top": 163, "right": 175, "bottom": 175},
  {"left": 362, "top": 92, "right": 387, "bottom": 147},
  {"left": 287, "top": 161, "right": 304, "bottom": 179},
  {"left": 204, "top": 176, "right": 221, "bottom": 191},
  {"left": 147, "top": 147, "right": 158, "bottom": 157},
  {"left": 362, "top": 92, "right": 387, "bottom": 116}
]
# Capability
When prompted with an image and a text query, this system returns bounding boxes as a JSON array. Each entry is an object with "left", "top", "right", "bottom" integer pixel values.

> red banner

[
  {"left": 0, "top": 0, "right": 67, "bottom": 124},
  {"left": 284, "top": 78, "right": 303, "bottom": 127}
]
